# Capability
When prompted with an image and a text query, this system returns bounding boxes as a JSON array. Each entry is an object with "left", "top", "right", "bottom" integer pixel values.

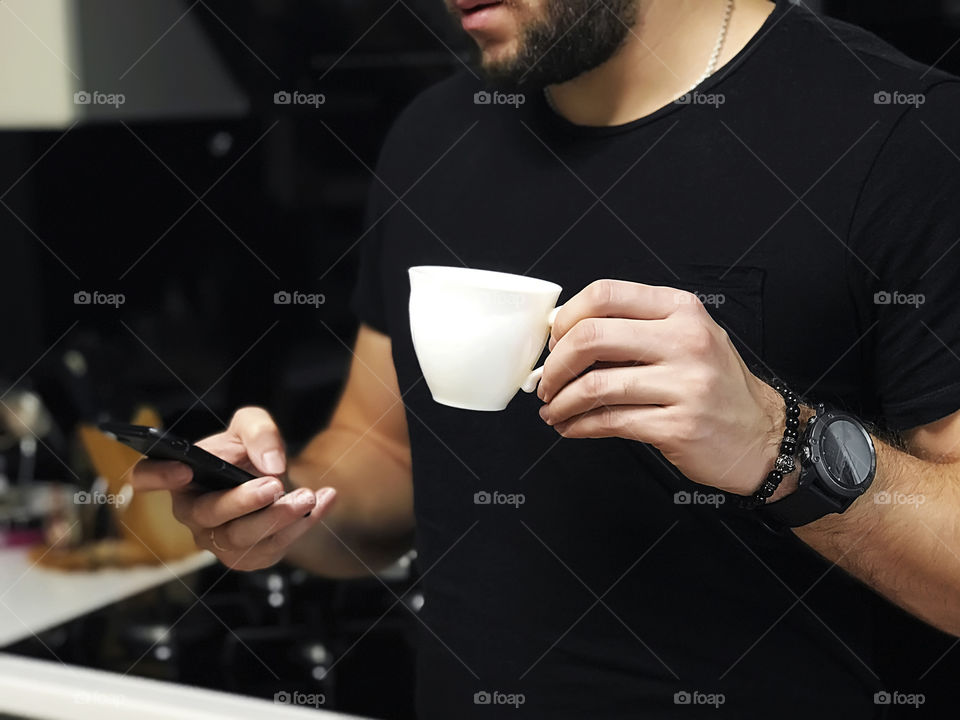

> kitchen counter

[
  {"left": 0, "top": 652, "right": 370, "bottom": 719},
  {"left": 0, "top": 547, "right": 216, "bottom": 647}
]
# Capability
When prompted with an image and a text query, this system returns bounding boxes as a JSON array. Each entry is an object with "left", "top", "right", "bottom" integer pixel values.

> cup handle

[
  {"left": 520, "top": 306, "right": 561, "bottom": 394},
  {"left": 520, "top": 366, "right": 545, "bottom": 394}
]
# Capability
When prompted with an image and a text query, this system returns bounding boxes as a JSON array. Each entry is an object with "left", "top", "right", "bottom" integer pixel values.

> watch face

[{"left": 820, "top": 419, "right": 873, "bottom": 489}]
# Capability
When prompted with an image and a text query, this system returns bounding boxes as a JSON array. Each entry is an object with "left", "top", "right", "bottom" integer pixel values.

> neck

[{"left": 546, "top": 0, "right": 775, "bottom": 126}]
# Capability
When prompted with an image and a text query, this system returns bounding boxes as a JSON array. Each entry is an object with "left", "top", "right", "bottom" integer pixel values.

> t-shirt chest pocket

[
  {"left": 605, "top": 263, "right": 766, "bottom": 364},
  {"left": 672, "top": 264, "right": 766, "bottom": 363}
]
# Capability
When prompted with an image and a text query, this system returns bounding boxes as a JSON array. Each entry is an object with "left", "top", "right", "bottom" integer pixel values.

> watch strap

[{"left": 759, "top": 469, "right": 851, "bottom": 529}]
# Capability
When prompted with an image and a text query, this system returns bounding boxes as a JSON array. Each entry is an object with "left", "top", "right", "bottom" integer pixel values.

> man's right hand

[{"left": 131, "top": 407, "right": 337, "bottom": 571}]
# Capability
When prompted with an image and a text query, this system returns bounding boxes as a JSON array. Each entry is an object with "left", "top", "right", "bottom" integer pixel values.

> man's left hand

[{"left": 537, "top": 279, "right": 785, "bottom": 496}]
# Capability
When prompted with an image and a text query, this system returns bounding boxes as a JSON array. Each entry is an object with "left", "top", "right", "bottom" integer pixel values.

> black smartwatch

[{"left": 760, "top": 405, "right": 877, "bottom": 529}]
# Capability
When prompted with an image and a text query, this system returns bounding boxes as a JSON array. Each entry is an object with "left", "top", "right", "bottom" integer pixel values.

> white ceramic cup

[{"left": 408, "top": 266, "right": 562, "bottom": 411}]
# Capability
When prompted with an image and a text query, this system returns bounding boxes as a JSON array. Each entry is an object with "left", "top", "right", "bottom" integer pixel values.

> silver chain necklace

[
  {"left": 688, "top": 0, "right": 734, "bottom": 93},
  {"left": 543, "top": 0, "right": 735, "bottom": 112}
]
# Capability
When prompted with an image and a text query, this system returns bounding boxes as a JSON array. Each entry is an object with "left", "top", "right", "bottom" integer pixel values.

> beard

[{"left": 474, "top": 0, "right": 639, "bottom": 88}]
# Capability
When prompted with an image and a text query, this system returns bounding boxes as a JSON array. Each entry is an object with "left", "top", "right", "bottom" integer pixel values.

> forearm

[
  {"left": 284, "top": 425, "right": 415, "bottom": 579},
  {"left": 794, "top": 438, "right": 960, "bottom": 636}
]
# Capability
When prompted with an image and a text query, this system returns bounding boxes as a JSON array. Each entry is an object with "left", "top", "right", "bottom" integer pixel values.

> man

[{"left": 135, "top": 0, "right": 960, "bottom": 717}]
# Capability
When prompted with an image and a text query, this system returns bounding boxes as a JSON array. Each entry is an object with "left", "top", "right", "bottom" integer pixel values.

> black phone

[{"left": 99, "top": 422, "right": 257, "bottom": 492}]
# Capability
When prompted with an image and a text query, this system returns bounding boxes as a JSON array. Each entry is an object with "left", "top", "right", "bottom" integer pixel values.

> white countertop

[
  {"left": 0, "top": 652, "right": 370, "bottom": 720},
  {"left": 0, "top": 547, "right": 216, "bottom": 647}
]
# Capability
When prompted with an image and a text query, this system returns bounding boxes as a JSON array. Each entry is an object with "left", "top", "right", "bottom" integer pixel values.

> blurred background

[{"left": 0, "top": 1, "right": 958, "bottom": 718}]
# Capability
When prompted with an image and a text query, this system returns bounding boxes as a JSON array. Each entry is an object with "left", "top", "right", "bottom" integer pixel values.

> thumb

[{"left": 230, "top": 407, "right": 286, "bottom": 476}]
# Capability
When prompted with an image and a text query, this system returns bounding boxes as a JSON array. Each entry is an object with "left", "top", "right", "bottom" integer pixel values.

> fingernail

[
  {"left": 258, "top": 479, "right": 282, "bottom": 501},
  {"left": 316, "top": 487, "right": 336, "bottom": 505},
  {"left": 262, "top": 450, "right": 285, "bottom": 475},
  {"left": 539, "top": 407, "right": 553, "bottom": 425},
  {"left": 256, "top": 476, "right": 280, "bottom": 492},
  {"left": 288, "top": 488, "right": 316, "bottom": 509}
]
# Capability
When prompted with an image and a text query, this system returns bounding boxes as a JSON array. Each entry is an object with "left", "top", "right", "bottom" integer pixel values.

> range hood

[{"left": 0, "top": 0, "right": 248, "bottom": 129}]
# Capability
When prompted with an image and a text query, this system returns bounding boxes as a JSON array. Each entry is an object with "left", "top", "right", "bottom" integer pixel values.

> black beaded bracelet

[{"left": 740, "top": 379, "right": 801, "bottom": 510}]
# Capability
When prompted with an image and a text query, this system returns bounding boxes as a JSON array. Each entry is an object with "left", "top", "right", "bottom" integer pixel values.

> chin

[{"left": 478, "top": 40, "right": 523, "bottom": 76}]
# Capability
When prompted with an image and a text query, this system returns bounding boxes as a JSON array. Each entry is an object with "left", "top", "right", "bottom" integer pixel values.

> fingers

[
  {"left": 539, "top": 365, "right": 678, "bottom": 426},
  {"left": 180, "top": 476, "right": 284, "bottom": 530},
  {"left": 230, "top": 407, "right": 286, "bottom": 476},
  {"left": 206, "top": 488, "right": 337, "bottom": 571},
  {"left": 193, "top": 432, "right": 251, "bottom": 468},
  {"left": 196, "top": 407, "right": 286, "bottom": 475},
  {"left": 131, "top": 459, "right": 194, "bottom": 491},
  {"left": 550, "top": 280, "right": 683, "bottom": 349},
  {"left": 214, "top": 487, "right": 321, "bottom": 550},
  {"left": 538, "top": 318, "right": 670, "bottom": 402},
  {"left": 248, "top": 488, "right": 337, "bottom": 557},
  {"left": 553, "top": 405, "right": 665, "bottom": 443}
]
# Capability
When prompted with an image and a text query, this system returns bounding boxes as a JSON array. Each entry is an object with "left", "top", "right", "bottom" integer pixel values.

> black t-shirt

[{"left": 351, "top": 2, "right": 960, "bottom": 717}]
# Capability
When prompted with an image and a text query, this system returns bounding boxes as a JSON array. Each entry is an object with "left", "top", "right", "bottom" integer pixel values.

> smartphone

[{"left": 99, "top": 422, "right": 257, "bottom": 492}]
